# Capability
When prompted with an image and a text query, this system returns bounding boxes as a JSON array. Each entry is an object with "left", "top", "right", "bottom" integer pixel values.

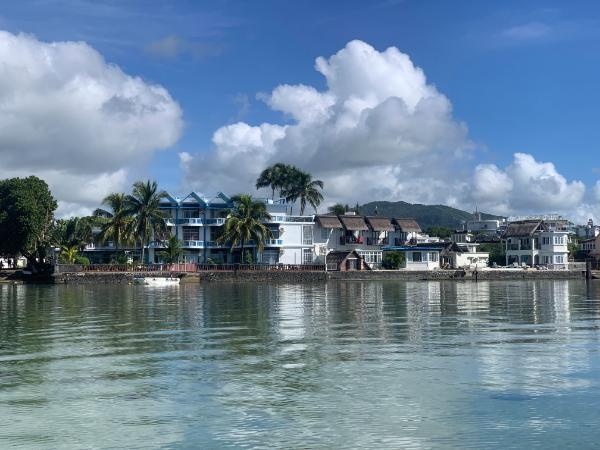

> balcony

[
  {"left": 178, "top": 218, "right": 204, "bottom": 225},
  {"left": 366, "top": 237, "right": 388, "bottom": 246},
  {"left": 340, "top": 236, "right": 365, "bottom": 245},
  {"left": 265, "top": 239, "right": 284, "bottom": 246},
  {"left": 182, "top": 240, "right": 204, "bottom": 248}
]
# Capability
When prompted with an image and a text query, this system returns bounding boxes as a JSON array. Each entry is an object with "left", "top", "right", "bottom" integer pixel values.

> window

[
  {"left": 554, "top": 236, "right": 564, "bottom": 245},
  {"left": 544, "top": 256, "right": 550, "bottom": 264},
  {"left": 302, "top": 248, "right": 313, "bottom": 264},
  {"left": 429, "top": 252, "right": 438, "bottom": 262},
  {"left": 412, "top": 252, "right": 422, "bottom": 262},
  {"left": 320, "top": 227, "right": 330, "bottom": 240},
  {"left": 183, "top": 227, "right": 199, "bottom": 241},
  {"left": 302, "top": 225, "right": 313, "bottom": 245},
  {"left": 542, "top": 237, "right": 550, "bottom": 245},
  {"left": 555, "top": 255, "right": 564, "bottom": 263},
  {"left": 360, "top": 251, "right": 382, "bottom": 264}
]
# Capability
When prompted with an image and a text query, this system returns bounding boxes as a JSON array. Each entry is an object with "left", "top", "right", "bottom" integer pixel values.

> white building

[{"left": 503, "top": 220, "right": 569, "bottom": 269}]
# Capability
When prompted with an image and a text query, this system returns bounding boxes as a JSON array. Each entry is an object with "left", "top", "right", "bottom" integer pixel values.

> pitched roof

[
  {"left": 339, "top": 215, "right": 369, "bottom": 231},
  {"left": 316, "top": 215, "right": 343, "bottom": 229},
  {"left": 392, "top": 218, "right": 422, "bottom": 233},
  {"left": 365, "top": 216, "right": 394, "bottom": 232},
  {"left": 326, "top": 250, "right": 361, "bottom": 264},
  {"left": 503, "top": 220, "right": 546, "bottom": 237}
]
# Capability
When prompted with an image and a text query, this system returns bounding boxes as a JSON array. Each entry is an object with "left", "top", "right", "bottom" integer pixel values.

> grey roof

[
  {"left": 326, "top": 250, "right": 361, "bottom": 264},
  {"left": 365, "top": 216, "right": 394, "bottom": 232},
  {"left": 503, "top": 220, "right": 547, "bottom": 237},
  {"left": 392, "top": 218, "right": 422, "bottom": 233}
]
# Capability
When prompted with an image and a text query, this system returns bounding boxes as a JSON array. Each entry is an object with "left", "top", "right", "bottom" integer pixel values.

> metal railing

[{"left": 197, "top": 263, "right": 325, "bottom": 272}]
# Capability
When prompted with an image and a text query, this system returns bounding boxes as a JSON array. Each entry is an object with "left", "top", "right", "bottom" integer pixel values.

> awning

[
  {"left": 365, "top": 216, "right": 394, "bottom": 232},
  {"left": 339, "top": 215, "right": 369, "bottom": 231},
  {"left": 392, "top": 218, "right": 422, "bottom": 233},
  {"left": 316, "top": 215, "right": 343, "bottom": 229}
]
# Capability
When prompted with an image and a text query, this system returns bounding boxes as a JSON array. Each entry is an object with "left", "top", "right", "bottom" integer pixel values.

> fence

[{"left": 55, "top": 263, "right": 325, "bottom": 273}]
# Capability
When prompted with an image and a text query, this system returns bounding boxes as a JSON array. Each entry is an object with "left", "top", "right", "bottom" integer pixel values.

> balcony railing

[
  {"left": 182, "top": 240, "right": 204, "bottom": 248},
  {"left": 174, "top": 217, "right": 226, "bottom": 226},
  {"left": 340, "top": 236, "right": 365, "bottom": 245},
  {"left": 366, "top": 237, "right": 388, "bottom": 246}
]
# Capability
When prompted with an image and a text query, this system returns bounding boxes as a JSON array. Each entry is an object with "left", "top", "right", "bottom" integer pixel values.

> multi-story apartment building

[
  {"left": 503, "top": 220, "right": 569, "bottom": 268},
  {"left": 147, "top": 192, "right": 316, "bottom": 265}
]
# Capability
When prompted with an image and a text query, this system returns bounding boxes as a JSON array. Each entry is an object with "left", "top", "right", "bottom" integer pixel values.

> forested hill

[{"left": 359, "top": 201, "right": 504, "bottom": 230}]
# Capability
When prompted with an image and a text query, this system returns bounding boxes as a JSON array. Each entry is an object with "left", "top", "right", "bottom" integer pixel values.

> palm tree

[
  {"left": 94, "top": 193, "right": 131, "bottom": 250},
  {"left": 159, "top": 235, "right": 182, "bottom": 264},
  {"left": 282, "top": 169, "right": 324, "bottom": 215},
  {"left": 53, "top": 217, "right": 96, "bottom": 250},
  {"left": 59, "top": 244, "right": 79, "bottom": 264},
  {"left": 255, "top": 163, "right": 295, "bottom": 199},
  {"left": 124, "top": 180, "right": 168, "bottom": 264},
  {"left": 327, "top": 203, "right": 347, "bottom": 215},
  {"left": 216, "top": 194, "right": 273, "bottom": 263}
]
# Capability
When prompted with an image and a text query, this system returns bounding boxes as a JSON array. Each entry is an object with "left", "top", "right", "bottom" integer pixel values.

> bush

[
  {"left": 74, "top": 255, "right": 90, "bottom": 266},
  {"left": 382, "top": 251, "right": 405, "bottom": 269},
  {"left": 244, "top": 250, "right": 253, "bottom": 264}
]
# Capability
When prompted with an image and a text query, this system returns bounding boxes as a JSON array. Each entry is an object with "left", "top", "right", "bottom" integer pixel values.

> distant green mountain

[{"left": 359, "top": 201, "right": 503, "bottom": 230}]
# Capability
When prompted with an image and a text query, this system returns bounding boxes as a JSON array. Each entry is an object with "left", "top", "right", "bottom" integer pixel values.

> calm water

[{"left": 2, "top": 280, "right": 600, "bottom": 449}]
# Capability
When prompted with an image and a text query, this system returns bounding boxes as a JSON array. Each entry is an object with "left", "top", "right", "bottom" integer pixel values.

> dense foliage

[
  {"left": 425, "top": 226, "right": 454, "bottom": 239},
  {"left": 216, "top": 194, "right": 273, "bottom": 262},
  {"left": 382, "top": 251, "right": 405, "bottom": 269},
  {"left": 0, "top": 176, "right": 57, "bottom": 270}
]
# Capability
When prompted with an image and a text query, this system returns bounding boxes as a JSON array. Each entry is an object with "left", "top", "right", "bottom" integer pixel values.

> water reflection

[{"left": 1, "top": 280, "right": 600, "bottom": 448}]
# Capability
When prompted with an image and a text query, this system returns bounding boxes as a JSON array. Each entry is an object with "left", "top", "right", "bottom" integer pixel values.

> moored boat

[{"left": 133, "top": 276, "right": 180, "bottom": 286}]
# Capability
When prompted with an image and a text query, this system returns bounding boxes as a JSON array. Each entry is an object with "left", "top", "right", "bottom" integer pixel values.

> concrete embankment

[{"left": 49, "top": 268, "right": 587, "bottom": 284}]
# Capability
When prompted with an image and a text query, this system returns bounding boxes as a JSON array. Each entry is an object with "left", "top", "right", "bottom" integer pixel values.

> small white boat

[{"left": 133, "top": 276, "right": 180, "bottom": 286}]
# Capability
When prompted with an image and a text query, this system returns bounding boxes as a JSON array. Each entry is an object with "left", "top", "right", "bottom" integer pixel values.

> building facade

[{"left": 503, "top": 220, "right": 569, "bottom": 269}]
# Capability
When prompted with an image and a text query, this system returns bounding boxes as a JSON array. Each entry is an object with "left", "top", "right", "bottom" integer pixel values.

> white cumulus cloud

[
  {"left": 182, "top": 40, "right": 471, "bottom": 207},
  {"left": 0, "top": 30, "right": 183, "bottom": 216},
  {"left": 471, "top": 153, "right": 586, "bottom": 216}
]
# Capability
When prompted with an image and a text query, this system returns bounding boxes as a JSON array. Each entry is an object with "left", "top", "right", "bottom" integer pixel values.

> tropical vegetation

[
  {"left": 159, "top": 235, "right": 183, "bottom": 264},
  {"left": 216, "top": 194, "right": 273, "bottom": 263},
  {"left": 0, "top": 176, "right": 57, "bottom": 271},
  {"left": 94, "top": 193, "right": 132, "bottom": 250}
]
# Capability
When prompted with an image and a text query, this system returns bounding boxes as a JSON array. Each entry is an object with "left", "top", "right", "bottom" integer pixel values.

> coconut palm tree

[
  {"left": 282, "top": 169, "right": 324, "bottom": 215},
  {"left": 255, "top": 163, "right": 294, "bottom": 199},
  {"left": 124, "top": 180, "right": 168, "bottom": 264},
  {"left": 216, "top": 194, "right": 273, "bottom": 263},
  {"left": 52, "top": 216, "right": 96, "bottom": 250},
  {"left": 159, "top": 235, "right": 182, "bottom": 264},
  {"left": 94, "top": 193, "right": 131, "bottom": 250}
]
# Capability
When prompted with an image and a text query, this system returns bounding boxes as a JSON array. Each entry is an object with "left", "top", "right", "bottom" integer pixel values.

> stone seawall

[{"left": 52, "top": 269, "right": 587, "bottom": 284}]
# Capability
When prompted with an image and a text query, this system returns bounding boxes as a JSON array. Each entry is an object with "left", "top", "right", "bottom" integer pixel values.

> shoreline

[{"left": 41, "top": 268, "right": 589, "bottom": 284}]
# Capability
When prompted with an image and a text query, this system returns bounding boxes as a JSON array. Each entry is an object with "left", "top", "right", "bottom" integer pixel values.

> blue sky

[{"left": 0, "top": 0, "right": 599, "bottom": 218}]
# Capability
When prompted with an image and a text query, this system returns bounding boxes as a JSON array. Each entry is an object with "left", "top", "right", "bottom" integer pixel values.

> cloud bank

[
  {"left": 0, "top": 30, "right": 183, "bottom": 216},
  {"left": 181, "top": 39, "right": 595, "bottom": 219},
  {"left": 182, "top": 40, "right": 472, "bottom": 208}
]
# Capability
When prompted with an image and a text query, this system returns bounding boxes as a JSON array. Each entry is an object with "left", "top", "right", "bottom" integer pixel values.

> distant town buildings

[{"left": 83, "top": 192, "right": 597, "bottom": 271}]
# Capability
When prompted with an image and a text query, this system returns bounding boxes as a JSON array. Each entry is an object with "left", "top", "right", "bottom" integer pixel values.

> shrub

[
  {"left": 74, "top": 255, "right": 90, "bottom": 266},
  {"left": 382, "top": 251, "right": 405, "bottom": 269}
]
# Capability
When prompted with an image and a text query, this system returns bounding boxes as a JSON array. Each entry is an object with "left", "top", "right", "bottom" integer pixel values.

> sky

[{"left": 0, "top": 0, "right": 599, "bottom": 221}]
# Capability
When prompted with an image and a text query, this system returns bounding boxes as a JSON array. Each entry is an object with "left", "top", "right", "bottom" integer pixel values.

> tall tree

[
  {"left": 327, "top": 203, "right": 347, "bottom": 216},
  {"left": 124, "top": 180, "right": 168, "bottom": 264},
  {"left": 52, "top": 216, "right": 96, "bottom": 250},
  {"left": 216, "top": 194, "right": 273, "bottom": 263},
  {"left": 255, "top": 163, "right": 294, "bottom": 199},
  {"left": 282, "top": 169, "right": 324, "bottom": 215},
  {"left": 0, "top": 176, "right": 57, "bottom": 271},
  {"left": 94, "top": 193, "right": 131, "bottom": 250}
]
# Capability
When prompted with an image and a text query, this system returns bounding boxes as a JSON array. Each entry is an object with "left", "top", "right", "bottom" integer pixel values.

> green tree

[
  {"left": 255, "top": 163, "right": 294, "bottom": 199},
  {"left": 59, "top": 244, "right": 79, "bottom": 264},
  {"left": 53, "top": 216, "right": 96, "bottom": 250},
  {"left": 124, "top": 180, "right": 168, "bottom": 264},
  {"left": 159, "top": 235, "right": 183, "bottom": 264},
  {"left": 382, "top": 251, "right": 405, "bottom": 269},
  {"left": 216, "top": 194, "right": 273, "bottom": 263},
  {"left": 327, "top": 203, "right": 347, "bottom": 215},
  {"left": 425, "top": 226, "right": 453, "bottom": 239},
  {"left": 0, "top": 176, "right": 57, "bottom": 271},
  {"left": 94, "top": 193, "right": 132, "bottom": 250},
  {"left": 282, "top": 169, "right": 324, "bottom": 215}
]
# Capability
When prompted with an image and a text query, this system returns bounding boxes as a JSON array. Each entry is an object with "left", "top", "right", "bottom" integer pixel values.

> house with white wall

[{"left": 503, "top": 220, "right": 569, "bottom": 269}]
